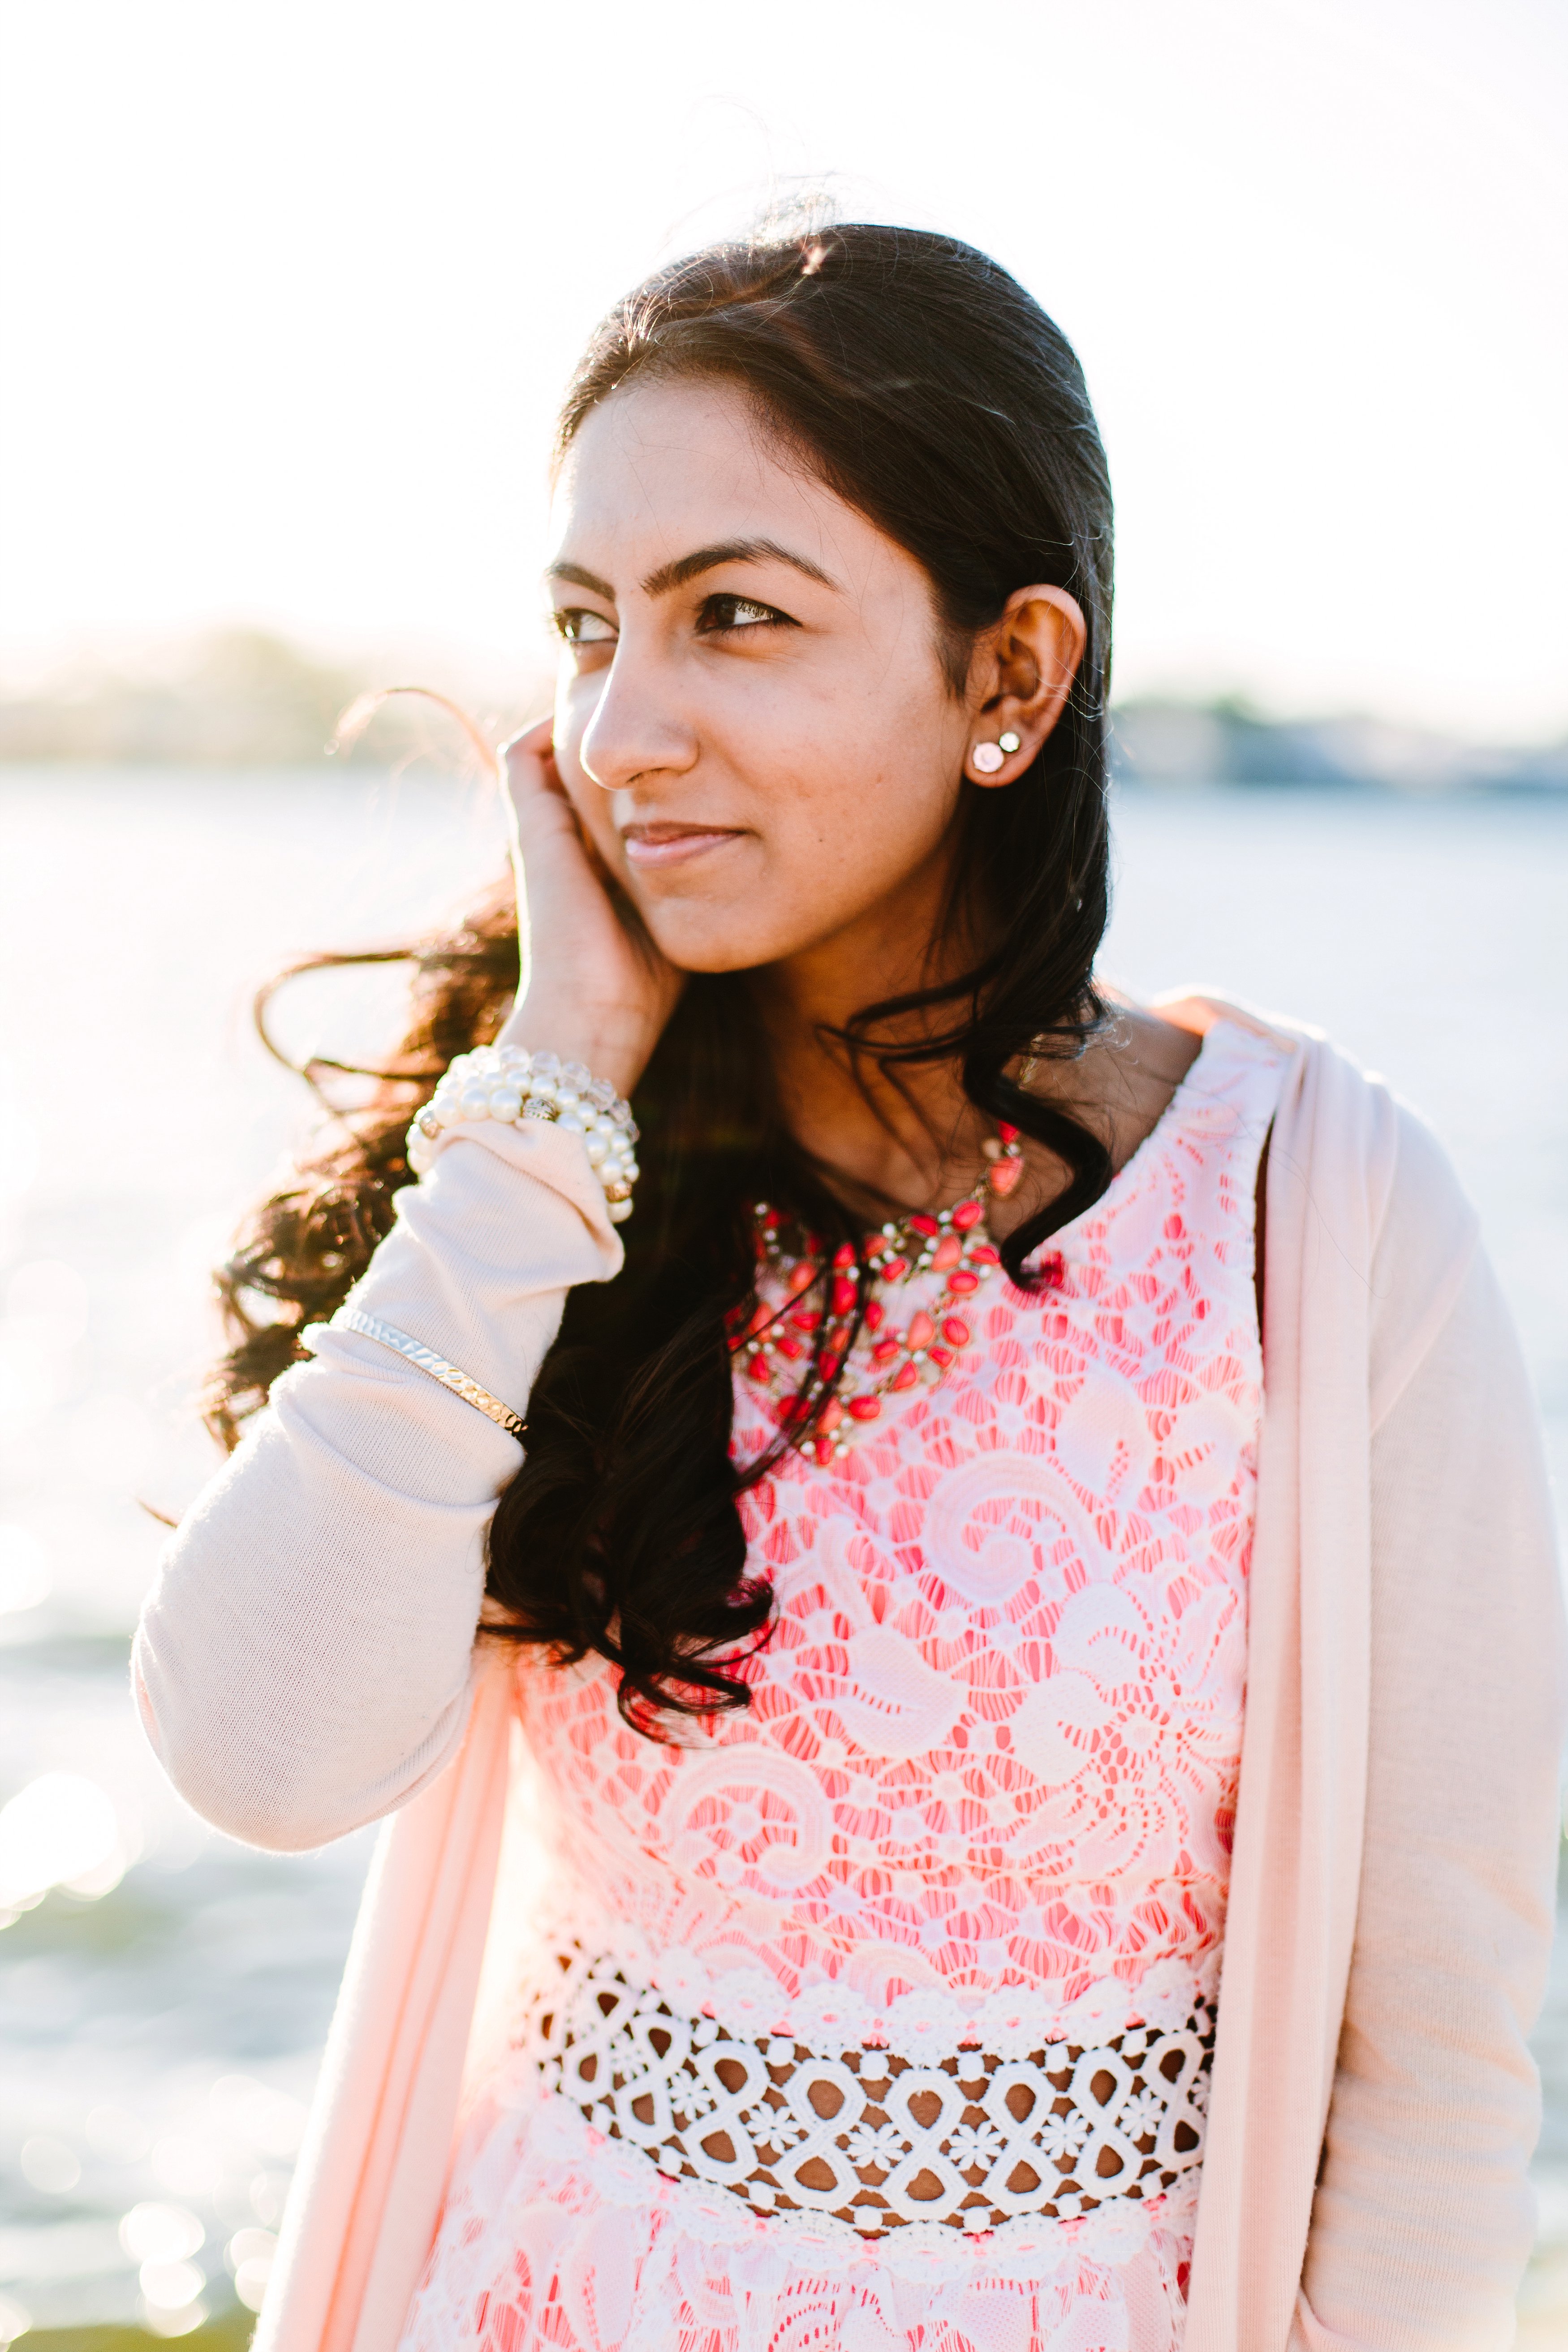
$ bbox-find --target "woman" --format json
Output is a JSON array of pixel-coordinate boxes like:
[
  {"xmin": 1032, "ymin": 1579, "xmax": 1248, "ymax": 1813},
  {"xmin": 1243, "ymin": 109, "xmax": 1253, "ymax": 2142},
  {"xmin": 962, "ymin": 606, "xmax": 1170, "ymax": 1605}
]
[{"xmin": 134, "ymin": 227, "xmax": 1563, "ymax": 2352}]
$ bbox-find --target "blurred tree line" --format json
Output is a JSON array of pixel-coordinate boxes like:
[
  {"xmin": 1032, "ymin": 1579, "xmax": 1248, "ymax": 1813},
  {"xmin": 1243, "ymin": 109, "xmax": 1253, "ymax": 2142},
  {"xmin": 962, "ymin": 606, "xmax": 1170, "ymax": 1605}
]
[
  {"xmin": 1112, "ymin": 697, "xmax": 1568, "ymax": 793},
  {"xmin": 0, "ymin": 633, "xmax": 365, "ymax": 765},
  {"xmin": 0, "ymin": 632, "xmax": 536, "ymax": 767}
]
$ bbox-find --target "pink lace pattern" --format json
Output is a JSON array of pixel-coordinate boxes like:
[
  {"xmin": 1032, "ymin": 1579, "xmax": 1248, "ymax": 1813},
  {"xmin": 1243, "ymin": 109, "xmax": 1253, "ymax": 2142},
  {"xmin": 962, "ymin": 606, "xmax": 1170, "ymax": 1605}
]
[{"xmin": 398, "ymin": 1019, "xmax": 1287, "ymax": 2352}]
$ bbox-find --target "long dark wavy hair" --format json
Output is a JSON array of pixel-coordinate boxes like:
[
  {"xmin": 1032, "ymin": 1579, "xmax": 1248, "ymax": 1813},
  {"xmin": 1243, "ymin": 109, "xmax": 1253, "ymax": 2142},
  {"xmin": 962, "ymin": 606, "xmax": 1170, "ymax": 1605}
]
[{"xmin": 208, "ymin": 224, "xmax": 1117, "ymax": 1736}]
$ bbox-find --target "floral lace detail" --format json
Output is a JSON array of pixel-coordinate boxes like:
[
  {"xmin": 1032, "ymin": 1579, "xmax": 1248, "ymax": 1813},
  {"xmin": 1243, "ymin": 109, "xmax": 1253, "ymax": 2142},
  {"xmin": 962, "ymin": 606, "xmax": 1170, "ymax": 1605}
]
[
  {"xmin": 535, "ymin": 1950, "xmax": 1213, "ymax": 2236},
  {"xmin": 398, "ymin": 1019, "xmax": 1287, "ymax": 2351}
]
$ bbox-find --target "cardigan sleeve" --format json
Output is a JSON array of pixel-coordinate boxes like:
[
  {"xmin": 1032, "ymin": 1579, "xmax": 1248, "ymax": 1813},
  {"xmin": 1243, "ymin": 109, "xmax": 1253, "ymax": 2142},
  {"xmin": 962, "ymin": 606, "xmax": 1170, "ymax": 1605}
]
[
  {"xmin": 1299, "ymin": 1114, "xmax": 1566, "ymax": 2348},
  {"xmin": 131, "ymin": 1120, "xmax": 622, "ymax": 1854}
]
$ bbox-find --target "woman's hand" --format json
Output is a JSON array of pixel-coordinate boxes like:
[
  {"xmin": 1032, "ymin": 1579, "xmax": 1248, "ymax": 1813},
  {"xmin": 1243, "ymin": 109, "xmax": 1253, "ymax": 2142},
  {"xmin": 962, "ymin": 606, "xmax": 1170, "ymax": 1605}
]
[{"xmin": 494, "ymin": 719, "xmax": 684, "ymax": 1098}]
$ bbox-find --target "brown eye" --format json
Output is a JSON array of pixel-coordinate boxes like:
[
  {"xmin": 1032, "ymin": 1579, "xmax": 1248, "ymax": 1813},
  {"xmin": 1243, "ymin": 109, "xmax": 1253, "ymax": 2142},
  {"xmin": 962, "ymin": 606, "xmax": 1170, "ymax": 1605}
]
[
  {"xmin": 553, "ymin": 607, "xmax": 616, "ymax": 644},
  {"xmin": 698, "ymin": 594, "xmax": 793, "ymax": 634}
]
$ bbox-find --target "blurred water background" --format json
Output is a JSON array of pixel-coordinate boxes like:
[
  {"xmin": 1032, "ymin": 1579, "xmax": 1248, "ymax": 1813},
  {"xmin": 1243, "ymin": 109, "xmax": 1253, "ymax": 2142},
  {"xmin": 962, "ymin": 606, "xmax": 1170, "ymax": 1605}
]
[{"xmin": 1, "ymin": 765, "xmax": 1565, "ymax": 2347}]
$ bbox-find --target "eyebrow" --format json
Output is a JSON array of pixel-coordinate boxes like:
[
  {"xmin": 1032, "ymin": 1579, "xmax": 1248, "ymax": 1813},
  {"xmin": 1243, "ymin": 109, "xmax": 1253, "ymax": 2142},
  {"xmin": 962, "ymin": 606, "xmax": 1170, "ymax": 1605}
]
[{"xmin": 546, "ymin": 537, "xmax": 839, "ymax": 606}]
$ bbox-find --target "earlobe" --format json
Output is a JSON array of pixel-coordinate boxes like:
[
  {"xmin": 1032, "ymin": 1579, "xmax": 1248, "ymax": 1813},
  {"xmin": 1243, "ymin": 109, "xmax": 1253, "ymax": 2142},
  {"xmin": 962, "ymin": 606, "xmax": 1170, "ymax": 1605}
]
[
  {"xmin": 969, "ymin": 731, "xmax": 1022, "ymax": 778},
  {"xmin": 965, "ymin": 586, "xmax": 1086, "ymax": 784}
]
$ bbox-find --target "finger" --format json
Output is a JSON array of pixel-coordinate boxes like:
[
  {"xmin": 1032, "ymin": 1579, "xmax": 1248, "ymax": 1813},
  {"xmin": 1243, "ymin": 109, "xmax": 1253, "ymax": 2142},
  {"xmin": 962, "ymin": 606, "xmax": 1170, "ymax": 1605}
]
[
  {"xmin": 501, "ymin": 715, "xmax": 555, "ymax": 772},
  {"xmin": 500, "ymin": 718, "xmax": 562, "ymax": 811},
  {"xmin": 500, "ymin": 721, "xmax": 580, "ymax": 850}
]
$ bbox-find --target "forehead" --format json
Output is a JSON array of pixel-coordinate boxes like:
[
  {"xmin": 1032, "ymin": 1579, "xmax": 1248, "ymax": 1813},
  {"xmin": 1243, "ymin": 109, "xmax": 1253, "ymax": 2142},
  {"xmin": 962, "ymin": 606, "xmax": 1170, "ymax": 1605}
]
[{"xmin": 547, "ymin": 375, "xmax": 873, "ymax": 580}]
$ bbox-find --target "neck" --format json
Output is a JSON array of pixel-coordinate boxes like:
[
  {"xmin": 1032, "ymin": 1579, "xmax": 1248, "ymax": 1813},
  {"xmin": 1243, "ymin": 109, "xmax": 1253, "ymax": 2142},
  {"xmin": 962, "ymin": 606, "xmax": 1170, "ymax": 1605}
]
[
  {"xmin": 748, "ymin": 866, "xmax": 994, "ymax": 1222},
  {"xmin": 744, "ymin": 890, "xmax": 1206, "ymax": 1236}
]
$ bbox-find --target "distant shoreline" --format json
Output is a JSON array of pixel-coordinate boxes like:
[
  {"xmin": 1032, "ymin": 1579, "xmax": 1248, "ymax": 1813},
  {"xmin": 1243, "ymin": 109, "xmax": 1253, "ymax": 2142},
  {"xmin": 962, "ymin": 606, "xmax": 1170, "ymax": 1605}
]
[{"xmin": 1, "ymin": 631, "xmax": 1563, "ymax": 792}]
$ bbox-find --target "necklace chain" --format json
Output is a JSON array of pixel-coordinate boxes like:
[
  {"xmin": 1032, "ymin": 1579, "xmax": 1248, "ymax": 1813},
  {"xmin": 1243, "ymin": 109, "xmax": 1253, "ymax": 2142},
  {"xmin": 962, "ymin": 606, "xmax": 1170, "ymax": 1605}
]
[{"xmin": 732, "ymin": 1125, "xmax": 1028, "ymax": 1464}]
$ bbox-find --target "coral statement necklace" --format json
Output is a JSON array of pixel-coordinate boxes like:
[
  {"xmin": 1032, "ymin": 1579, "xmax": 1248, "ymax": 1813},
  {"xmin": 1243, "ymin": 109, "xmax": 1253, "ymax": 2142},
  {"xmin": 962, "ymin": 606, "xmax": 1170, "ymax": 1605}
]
[{"xmin": 734, "ymin": 1124, "xmax": 1027, "ymax": 1465}]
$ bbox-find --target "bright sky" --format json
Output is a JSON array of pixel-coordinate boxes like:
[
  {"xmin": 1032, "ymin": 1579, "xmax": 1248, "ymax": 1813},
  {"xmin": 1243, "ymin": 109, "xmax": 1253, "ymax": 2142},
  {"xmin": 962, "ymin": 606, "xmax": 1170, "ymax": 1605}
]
[{"xmin": 1, "ymin": 0, "xmax": 1564, "ymax": 741}]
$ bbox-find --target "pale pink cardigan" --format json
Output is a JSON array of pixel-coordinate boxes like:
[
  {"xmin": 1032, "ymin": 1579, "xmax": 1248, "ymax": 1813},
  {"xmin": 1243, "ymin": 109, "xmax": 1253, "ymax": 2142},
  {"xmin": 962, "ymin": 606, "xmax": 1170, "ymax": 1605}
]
[{"xmin": 142, "ymin": 1001, "xmax": 1565, "ymax": 2352}]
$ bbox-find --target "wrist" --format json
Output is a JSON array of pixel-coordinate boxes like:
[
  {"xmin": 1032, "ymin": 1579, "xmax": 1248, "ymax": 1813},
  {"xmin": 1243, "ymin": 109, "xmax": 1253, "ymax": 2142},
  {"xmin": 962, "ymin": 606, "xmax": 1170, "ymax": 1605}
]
[
  {"xmin": 496, "ymin": 999, "xmax": 659, "ymax": 1099},
  {"xmin": 408, "ymin": 1042, "xmax": 641, "ymax": 1221}
]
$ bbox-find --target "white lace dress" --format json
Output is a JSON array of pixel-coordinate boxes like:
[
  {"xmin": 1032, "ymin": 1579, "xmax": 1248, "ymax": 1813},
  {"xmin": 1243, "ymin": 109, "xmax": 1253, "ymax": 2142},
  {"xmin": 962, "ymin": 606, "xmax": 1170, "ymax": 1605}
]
[{"xmin": 396, "ymin": 1018, "xmax": 1288, "ymax": 2352}]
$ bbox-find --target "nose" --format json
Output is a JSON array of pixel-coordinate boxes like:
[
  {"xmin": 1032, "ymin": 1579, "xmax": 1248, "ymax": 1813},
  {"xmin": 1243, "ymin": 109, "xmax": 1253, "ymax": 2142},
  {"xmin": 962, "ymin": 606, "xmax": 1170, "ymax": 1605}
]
[{"xmin": 577, "ymin": 637, "xmax": 699, "ymax": 793}]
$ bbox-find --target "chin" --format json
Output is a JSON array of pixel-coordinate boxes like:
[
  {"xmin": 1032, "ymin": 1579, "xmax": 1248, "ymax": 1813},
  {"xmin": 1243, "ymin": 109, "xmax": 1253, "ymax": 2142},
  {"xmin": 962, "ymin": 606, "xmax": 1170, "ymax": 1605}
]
[
  {"xmin": 628, "ymin": 889, "xmax": 771, "ymax": 975},
  {"xmin": 638, "ymin": 911, "xmax": 787, "ymax": 976},
  {"xmin": 659, "ymin": 939, "xmax": 780, "ymax": 978}
]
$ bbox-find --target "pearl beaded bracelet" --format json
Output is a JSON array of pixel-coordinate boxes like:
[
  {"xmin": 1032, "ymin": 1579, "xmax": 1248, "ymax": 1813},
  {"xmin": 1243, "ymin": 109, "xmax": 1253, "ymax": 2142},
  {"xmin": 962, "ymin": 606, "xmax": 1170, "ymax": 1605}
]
[{"xmin": 405, "ymin": 1047, "xmax": 641, "ymax": 1222}]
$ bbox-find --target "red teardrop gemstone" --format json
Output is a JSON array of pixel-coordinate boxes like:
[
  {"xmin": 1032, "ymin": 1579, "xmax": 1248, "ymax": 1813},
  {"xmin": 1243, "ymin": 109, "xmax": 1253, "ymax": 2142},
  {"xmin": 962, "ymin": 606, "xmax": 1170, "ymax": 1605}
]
[
  {"xmin": 908, "ymin": 1213, "xmax": 940, "ymax": 1237},
  {"xmin": 942, "ymin": 1316, "xmax": 971, "ymax": 1347},
  {"xmin": 890, "ymin": 1361, "xmax": 919, "ymax": 1391},
  {"xmin": 819, "ymin": 1399, "xmax": 844, "ymax": 1431},
  {"xmin": 879, "ymin": 1256, "xmax": 909, "ymax": 1282},
  {"xmin": 833, "ymin": 1242, "xmax": 857, "ymax": 1270},
  {"xmin": 813, "ymin": 1437, "xmax": 835, "ymax": 1466},
  {"xmin": 864, "ymin": 1300, "xmax": 884, "ymax": 1332},
  {"xmin": 928, "ymin": 1343, "xmax": 953, "ymax": 1368},
  {"xmin": 951, "ymin": 1198, "xmax": 983, "ymax": 1231},
  {"xmin": 871, "ymin": 1337, "xmax": 900, "ymax": 1364},
  {"xmin": 847, "ymin": 1395, "xmax": 883, "ymax": 1421},
  {"xmin": 830, "ymin": 1278, "xmax": 857, "ymax": 1315},
  {"xmin": 969, "ymin": 1242, "xmax": 1001, "ymax": 1266}
]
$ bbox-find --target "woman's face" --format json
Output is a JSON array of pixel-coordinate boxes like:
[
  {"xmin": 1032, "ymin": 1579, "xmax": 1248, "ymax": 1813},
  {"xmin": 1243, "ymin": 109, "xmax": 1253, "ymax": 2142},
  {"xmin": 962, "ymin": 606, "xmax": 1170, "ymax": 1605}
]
[{"xmin": 545, "ymin": 376, "xmax": 1069, "ymax": 983}]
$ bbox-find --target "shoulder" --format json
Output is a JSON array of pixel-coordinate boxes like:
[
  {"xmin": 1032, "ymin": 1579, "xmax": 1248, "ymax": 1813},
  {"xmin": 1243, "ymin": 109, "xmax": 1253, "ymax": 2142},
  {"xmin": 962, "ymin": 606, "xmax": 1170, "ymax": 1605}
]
[
  {"xmin": 1366, "ymin": 1097, "xmax": 1482, "ymax": 1428},
  {"xmin": 1149, "ymin": 986, "xmax": 1466, "ymax": 1227},
  {"xmin": 1148, "ymin": 987, "xmax": 1483, "ymax": 1402}
]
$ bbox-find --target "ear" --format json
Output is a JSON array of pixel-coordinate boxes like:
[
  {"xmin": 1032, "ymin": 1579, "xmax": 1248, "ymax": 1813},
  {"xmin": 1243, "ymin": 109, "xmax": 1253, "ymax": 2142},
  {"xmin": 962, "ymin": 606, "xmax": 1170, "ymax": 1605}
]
[{"xmin": 961, "ymin": 586, "xmax": 1088, "ymax": 788}]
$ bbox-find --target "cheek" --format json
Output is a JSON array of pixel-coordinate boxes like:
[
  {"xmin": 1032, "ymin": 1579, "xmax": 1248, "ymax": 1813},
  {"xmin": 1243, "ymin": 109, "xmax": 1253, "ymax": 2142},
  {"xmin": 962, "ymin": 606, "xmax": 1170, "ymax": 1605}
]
[
  {"xmin": 722, "ymin": 755, "xmax": 965, "ymax": 963},
  {"xmin": 552, "ymin": 664, "xmax": 594, "ymax": 762},
  {"xmin": 550, "ymin": 682, "xmax": 616, "ymax": 852},
  {"xmin": 558, "ymin": 766, "xmax": 621, "ymax": 868},
  {"xmin": 780, "ymin": 741, "xmax": 960, "ymax": 869}
]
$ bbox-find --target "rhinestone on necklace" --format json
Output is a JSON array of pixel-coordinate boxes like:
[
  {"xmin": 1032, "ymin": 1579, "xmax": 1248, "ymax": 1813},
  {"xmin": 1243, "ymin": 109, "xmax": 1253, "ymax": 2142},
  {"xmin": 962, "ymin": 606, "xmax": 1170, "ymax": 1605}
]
[{"xmin": 734, "ymin": 1125, "xmax": 1024, "ymax": 1465}]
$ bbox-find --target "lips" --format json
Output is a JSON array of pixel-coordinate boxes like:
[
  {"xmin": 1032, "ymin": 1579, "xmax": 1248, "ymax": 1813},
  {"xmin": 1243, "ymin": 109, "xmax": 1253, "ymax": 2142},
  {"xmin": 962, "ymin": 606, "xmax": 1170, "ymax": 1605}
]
[{"xmin": 621, "ymin": 822, "xmax": 747, "ymax": 870}]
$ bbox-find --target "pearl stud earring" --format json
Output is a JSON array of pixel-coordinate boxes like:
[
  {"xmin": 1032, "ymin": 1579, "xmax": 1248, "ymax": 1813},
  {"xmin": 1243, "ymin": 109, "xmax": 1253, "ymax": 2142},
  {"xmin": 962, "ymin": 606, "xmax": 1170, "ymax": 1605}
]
[{"xmin": 971, "ymin": 731, "xmax": 1022, "ymax": 775}]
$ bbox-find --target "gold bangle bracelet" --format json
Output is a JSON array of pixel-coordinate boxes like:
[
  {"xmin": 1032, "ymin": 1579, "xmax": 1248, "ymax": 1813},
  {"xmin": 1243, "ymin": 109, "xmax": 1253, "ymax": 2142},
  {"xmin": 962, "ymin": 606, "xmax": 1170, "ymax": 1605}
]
[{"xmin": 302, "ymin": 1310, "xmax": 526, "ymax": 1440}]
